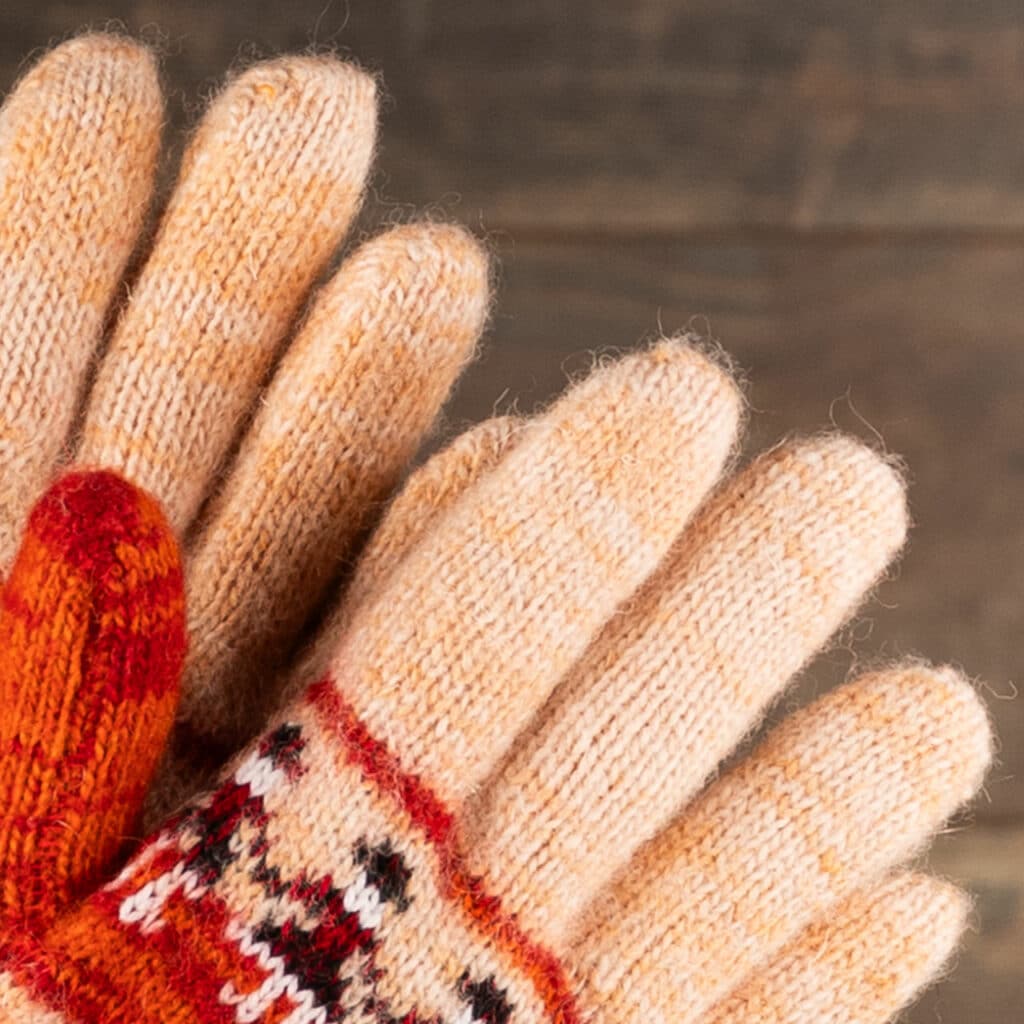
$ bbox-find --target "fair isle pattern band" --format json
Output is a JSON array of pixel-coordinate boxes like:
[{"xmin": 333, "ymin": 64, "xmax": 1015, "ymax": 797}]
[
  {"xmin": 1, "ymin": 679, "xmax": 581, "ymax": 1024},
  {"xmin": 307, "ymin": 680, "xmax": 582, "ymax": 1024}
]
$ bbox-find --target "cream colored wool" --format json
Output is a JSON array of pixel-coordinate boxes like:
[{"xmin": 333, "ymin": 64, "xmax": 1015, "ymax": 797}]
[
  {"xmin": 0, "ymin": 36, "xmax": 161, "ymax": 566},
  {"xmin": 339, "ymin": 416, "xmax": 523, "ymax": 629},
  {"xmin": 704, "ymin": 872, "xmax": 968, "ymax": 1024},
  {"xmin": 148, "ymin": 416, "xmax": 520, "ymax": 821},
  {"xmin": 571, "ymin": 663, "xmax": 990, "ymax": 1024},
  {"xmin": 0, "ymin": 33, "xmax": 992, "ymax": 1024},
  {"xmin": 0, "ymin": 342, "xmax": 992, "ymax": 1024},
  {"xmin": 464, "ymin": 435, "xmax": 907, "ymax": 941},
  {"xmin": 0, "ymin": 35, "xmax": 490, "ymax": 795},
  {"xmin": 75, "ymin": 53, "xmax": 378, "ymax": 529},
  {"xmin": 290, "ymin": 415, "xmax": 523, "ymax": 695},
  {"xmin": 337, "ymin": 341, "xmax": 743, "ymax": 801},
  {"xmin": 181, "ymin": 224, "xmax": 490, "ymax": 749}
]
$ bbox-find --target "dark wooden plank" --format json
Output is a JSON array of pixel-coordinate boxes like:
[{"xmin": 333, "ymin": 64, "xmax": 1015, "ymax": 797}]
[
  {"xmin": 6, "ymin": 1, "xmax": 1024, "ymax": 230},
  {"xmin": 436, "ymin": 236, "xmax": 1024, "ymax": 823}
]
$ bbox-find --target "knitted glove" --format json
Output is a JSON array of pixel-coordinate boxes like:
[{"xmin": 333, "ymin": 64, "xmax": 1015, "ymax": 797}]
[
  {"xmin": 0, "ymin": 343, "xmax": 991, "ymax": 1024},
  {"xmin": 0, "ymin": 470, "xmax": 184, "ymax": 934},
  {"xmin": 0, "ymin": 34, "xmax": 490, "ymax": 813},
  {"xmin": 0, "ymin": 429, "xmax": 512, "ymax": 935}
]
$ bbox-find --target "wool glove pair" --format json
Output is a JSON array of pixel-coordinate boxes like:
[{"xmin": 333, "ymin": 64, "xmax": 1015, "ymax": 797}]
[
  {"xmin": 0, "ymin": 33, "xmax": 993, "ymax": 1024},
  {"xmin": 0, "ymin": 33, "xmax": 490, "ymax": 819},
  {"xmin": 0, "ymin": 343, "xmax": 991, "ymax": 1024}
]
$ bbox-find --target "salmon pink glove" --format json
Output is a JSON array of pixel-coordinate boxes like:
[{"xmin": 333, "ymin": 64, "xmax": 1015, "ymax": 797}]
[{"xmin": 0, "ymin": 344, "xmax": 991, "ymax": 1024}]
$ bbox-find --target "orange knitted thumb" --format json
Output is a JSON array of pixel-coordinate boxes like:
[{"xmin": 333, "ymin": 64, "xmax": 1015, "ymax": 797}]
[{"xmin": 0, "ymin": 470, "xmax": 186, "ymax": 933}]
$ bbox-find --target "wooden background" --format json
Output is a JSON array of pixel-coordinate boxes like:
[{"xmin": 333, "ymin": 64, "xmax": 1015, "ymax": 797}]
[{"xmin": 1, "ymin": 2, "xmax": 1021, "ymax": 1020}]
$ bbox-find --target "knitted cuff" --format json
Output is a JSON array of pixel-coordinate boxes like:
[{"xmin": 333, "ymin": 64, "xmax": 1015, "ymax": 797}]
[{"xmin": 0, "ymin": 686, "xmax": 578, "ymax": 1024}]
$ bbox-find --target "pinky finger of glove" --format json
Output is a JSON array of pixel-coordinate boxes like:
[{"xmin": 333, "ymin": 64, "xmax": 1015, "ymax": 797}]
[
  {"xmin": 702, "ymin": 872, "xmax": 969, "ymax": 1024},
  {"xmin": 571, "ymin": 664, "xmax": 991, "ymax": 1024},
  {"xmin": 0, "ymin": 471, "xmax": 185, "ymax": 932}
]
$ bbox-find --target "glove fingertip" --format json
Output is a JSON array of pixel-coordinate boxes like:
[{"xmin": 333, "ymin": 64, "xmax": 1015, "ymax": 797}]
[{"xmin": 0, "ymin": 470, "xmax": 186, "ymax": 931}]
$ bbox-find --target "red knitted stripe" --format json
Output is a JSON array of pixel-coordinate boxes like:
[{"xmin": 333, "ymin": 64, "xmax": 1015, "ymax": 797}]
[
  {"xmin": 308, "ymin": 678, "xmax": 584, "ymax": 1024},
  {"xmin": 96, "ymin": 883, "xmax": 263, "ymax": 1023},
  {"xmin": 1, "ymin": 928, "xmax": 134, "ymax": 1024}
]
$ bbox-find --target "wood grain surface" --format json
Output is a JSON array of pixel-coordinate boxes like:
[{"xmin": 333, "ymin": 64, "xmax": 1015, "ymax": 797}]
[{"xmin": 0, "ymin": 2, "xmax": 1020, "ymax": 1021}]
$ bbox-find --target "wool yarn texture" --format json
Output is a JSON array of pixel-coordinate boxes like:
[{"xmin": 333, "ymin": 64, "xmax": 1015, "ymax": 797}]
[
  {"xmin": 0, "ymin": 33, "xmax": 491, "ymax": 815},
  {"xmin": 0, "ymin": 470, "xmax": 185, "ymax": 935},
  {"xmin": 0, "ymin": 342, "xmax": 993, "ymax": 1024}
]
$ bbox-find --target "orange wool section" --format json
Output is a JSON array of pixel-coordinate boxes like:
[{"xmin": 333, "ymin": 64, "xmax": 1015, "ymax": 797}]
[
  {"xmin": 4, "ymin": 841, "xmax": 287, "ymax": 1024},
  {"xmin": 28, "ymin": 901, "xmax": 196, "ymax": 1024},
  {"xmin": 163, "ymin": 895, "xmax": 266, "ymax": 997},
  {"xmin": 0, "ymin": 471, "xmax": 186, "ymax": 933}
]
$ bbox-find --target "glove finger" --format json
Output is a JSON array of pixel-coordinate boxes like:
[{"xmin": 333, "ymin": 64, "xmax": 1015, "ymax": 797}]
[
  {"xmin": 329, "ymin": 340, "xmax": 742, "ymax": 802},
  {"xmin": 0, "ymin": 471, "xmax": 185, "ymax": 932},
  {"xmin": 76, "ymin": 55, "xmax": 377, "ymax": 531},
  {"xmin": 179, "ymin": 223, "xmax": 489, "ymax": 754},
  {"xmin": 334, "ymin": 415, "xmax": 522, "ymax": 639},
  {"xmin": 0, "ymin": 35, "xmax": 162, "ymax": 568},
  {"xmin": 465, "ymin": 435, "xmax": 907, "ymax": 945},
  {"xmin": 702, "ymin": 872, "xmax": 968, "ymax": 1024},
  {"xmin": 271, "ymin": 414, "xmax": 523, "ymax": 736},
  {"xmin": 569, "ymin": 663, "xmax": 992, "ymax": 1024},
  {"xmin": 143, "ymin": 414, "xmax": 520, "ymax": 826}
]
